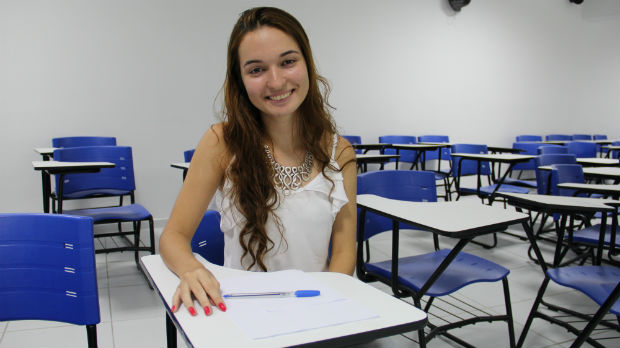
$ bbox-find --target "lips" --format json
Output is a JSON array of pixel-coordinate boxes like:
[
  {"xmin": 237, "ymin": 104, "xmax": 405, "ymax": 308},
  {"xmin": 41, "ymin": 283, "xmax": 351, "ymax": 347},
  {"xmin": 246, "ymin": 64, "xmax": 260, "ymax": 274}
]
[{"xmin": 267, "ymin": 90, "xmax": 293, "ymax": 101}]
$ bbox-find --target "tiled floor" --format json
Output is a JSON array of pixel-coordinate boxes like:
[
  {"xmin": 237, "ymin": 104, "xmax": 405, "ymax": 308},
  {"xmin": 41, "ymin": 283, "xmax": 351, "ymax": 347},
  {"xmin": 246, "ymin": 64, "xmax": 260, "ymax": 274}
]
[{"xmin": 1, "ymin": 201, "xmax": 618, "ymax": 347}]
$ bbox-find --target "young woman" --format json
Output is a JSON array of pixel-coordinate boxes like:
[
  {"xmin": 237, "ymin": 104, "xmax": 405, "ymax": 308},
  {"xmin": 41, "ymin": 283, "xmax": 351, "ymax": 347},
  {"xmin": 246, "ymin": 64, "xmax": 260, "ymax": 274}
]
[{"xmin": 159, "ymin": 6, "xmax": 357, "ymax": 317}]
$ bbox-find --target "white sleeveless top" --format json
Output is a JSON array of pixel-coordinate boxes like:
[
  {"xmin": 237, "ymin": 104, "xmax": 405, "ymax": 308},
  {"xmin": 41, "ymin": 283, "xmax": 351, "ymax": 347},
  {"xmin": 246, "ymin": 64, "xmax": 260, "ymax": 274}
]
[{"xmin": 214, "ymin": 135, "xmax": 348, "ymax": 272}]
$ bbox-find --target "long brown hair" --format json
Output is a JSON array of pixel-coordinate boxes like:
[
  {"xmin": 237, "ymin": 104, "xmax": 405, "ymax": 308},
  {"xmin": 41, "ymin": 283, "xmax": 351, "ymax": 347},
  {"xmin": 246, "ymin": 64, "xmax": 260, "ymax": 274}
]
[{"xmin": 221, "ymin": 7, "xmax": 337, "ymax": 271}]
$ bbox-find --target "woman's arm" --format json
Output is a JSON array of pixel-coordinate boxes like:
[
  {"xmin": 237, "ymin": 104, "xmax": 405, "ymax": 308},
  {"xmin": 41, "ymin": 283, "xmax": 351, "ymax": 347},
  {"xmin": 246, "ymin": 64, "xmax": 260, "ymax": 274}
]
[
  {"xmin": 159, "ymin": 123, "xmax": 230, "ymax": 316},
  {"xmin": 328, "ymin": 136, "xmax": 357, "ymax": 275}
]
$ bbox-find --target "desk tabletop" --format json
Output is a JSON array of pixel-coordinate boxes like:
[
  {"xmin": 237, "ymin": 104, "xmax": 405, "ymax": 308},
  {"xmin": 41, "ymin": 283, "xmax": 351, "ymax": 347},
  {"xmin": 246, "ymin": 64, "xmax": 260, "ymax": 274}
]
[
  {"xmin": 356, "ymin": 154, "xmax": 399, "ymax": 160},
  {"xmin": 450, "ymin": 153, "xmax": 535, "ymax": 162},
  {"xmin": 389, "ymin": 143, "xmax": 449, "ymax": 149},
  {"xmin": 556, "ymin": 182, "xmax": 620, "ymax": 196},
  {"xmin": 357, "ymin": 194, "xmax": 528, "ymax": 237},
  {"xmin": 351, "ymin": 143, "xmax": 390, "ymax": 150},
  {"xmin": 170, "ymin": 162, "xmax": 190, "ymax": 170},
  {"xmin": 140, "ymin": 255, "xmax": 426, "ymax": 348},
  {"xmin": 34, "ymin": 147, "xmax": 57, "ymax": 155},
  {"xmin": 583, "ymin": 166, "xmax": 620, "ymax": 179},
  {"xmin": 576, "ymin": 157, "xmax": 618, "ymax": 167},
  {"xmin": 32, "ymin": 160, "xmax": 115, "ymax": 170},
  {"xmin": 497, "ymin": 192, "xmax": 618, "ymax": 212}
]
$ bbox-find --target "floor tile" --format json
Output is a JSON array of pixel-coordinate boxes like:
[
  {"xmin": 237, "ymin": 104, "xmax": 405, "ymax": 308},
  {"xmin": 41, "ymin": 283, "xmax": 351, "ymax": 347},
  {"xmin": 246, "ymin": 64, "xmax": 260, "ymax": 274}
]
[{"xmin": 0, "ymin": 322, "xmax": 113, "ymax": 348}]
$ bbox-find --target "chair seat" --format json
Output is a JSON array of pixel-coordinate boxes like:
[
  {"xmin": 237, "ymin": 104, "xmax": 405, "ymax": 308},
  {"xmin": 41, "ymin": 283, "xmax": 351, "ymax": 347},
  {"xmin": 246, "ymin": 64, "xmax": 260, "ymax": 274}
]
[
  {"xmin": 568, "ymin": 223, "xmax": 620, "ymax": 247},
  {"xmin": 53, "ymin": 189, "xmax": 132, "ymax": 200},
  {"xmin": 65, "ymin": 204, "xmax": 151, "ymax": 223},
  {"xmin": 502, "ymin": 177, "xmax": 537, "ymax": 188},
  {"xmin": 459, "ymin": 184, "xmax": 530, "ymax": 196},
  {"xmin": 546, "ymin": 265, "xmax": 620, "ymax": 315},
  {"xmin": 365, "ymin": 249, "xmax": 509, "ymax": 297}
]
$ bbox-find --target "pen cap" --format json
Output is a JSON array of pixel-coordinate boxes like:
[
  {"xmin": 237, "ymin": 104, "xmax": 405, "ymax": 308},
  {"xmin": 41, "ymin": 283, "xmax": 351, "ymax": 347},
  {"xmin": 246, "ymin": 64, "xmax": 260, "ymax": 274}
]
[{"xmin": 294, "ymin": 290, "xmax": 320, "ymax": 297}]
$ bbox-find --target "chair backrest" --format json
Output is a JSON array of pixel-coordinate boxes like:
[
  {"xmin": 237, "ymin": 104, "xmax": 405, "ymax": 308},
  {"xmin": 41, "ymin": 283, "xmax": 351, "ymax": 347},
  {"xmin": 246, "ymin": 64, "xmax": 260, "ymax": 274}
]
[
  {"xmin": 535, "ymin": 154, "xmax": 577, "ymax": 194},
  {"xmin": 357, "ymin": 170, "xmax": 437, "ymax": 240},
  {"xmin": 0, "ymin": 213, "xmax": 100, "ymax": 325},
  {"xmin": 565, "ymin": 141, "xmax": 597, "ymax": 158},
  {"xmin": 516, "ymin": 135, "xmax": 542, "ymax": 142},
  {"xmin": 342, "ymin": 135, "xmax": 362, "ymax": 154},
  {"xmin": 450, "ymin": 144, "xmax": 490, "ymax": 177},
  {"xmin": 418, "ymin": 135, "xmax": 451, "ymax": 161},
  {"xmin": 572, "ymin": 134, "xmax": 592, "ymax": 141},
  {"xmin": 191, "ymin": 210, "xmax": 224, "ymax": 266},
  {"xmin": 379, "ymin": 135, "xmax": 417, "ymax": 162},
  {"xmin": 593, "ymin": 134, "xmax": 607, "ymax": 140},
  {"xmin": 53, "ymin": 146, "xmax": 136, "ymax": 195},
  {"xmin": 550, "ymin": 164, "xmax": 585, "ymax": 196},
  {"xmin": 546, "ymin": 134, "xmax": 573, "ymax": 141},
  {"xmin": 512, "ymin": 142, "xmax": 544, "ymax": 170},
  {"xmin": 52, "ymin": 136, "xmax": 117, "ymax": 148},
  {"xmin": 184, "ymin": 149, "xmax": 195, "ymax": 162},
  {"xmin": 538, "ymin": 145, "xmax": 568, "ymax": 155}
]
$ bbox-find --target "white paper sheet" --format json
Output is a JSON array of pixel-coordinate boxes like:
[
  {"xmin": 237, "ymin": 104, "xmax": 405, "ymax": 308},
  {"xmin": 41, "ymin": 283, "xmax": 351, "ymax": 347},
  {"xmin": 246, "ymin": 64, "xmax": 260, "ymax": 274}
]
[{"xmin": 219, "ymin": 269, "xmax": 379, "ymax": 339}]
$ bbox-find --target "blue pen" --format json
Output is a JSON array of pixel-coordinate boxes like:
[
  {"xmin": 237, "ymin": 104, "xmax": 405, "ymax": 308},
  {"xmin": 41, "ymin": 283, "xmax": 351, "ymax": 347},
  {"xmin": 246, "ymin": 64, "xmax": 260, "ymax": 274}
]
[{"xmin": 222, "ymin": 290, "xmax": 320, "ymax": 299}]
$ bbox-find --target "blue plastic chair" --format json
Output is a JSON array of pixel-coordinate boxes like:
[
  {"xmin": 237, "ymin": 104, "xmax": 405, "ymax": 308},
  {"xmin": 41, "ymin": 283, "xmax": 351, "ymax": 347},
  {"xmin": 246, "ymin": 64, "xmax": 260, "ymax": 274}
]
[
  {"xmin": 0, "ymin": 214, "xmax": 100, "ymax": 348},
  {"xmin": 572, "ymin": 134, "xmax": 593, "ymax": 141},
  {"xmin": 184, "ymin": 149, "xmax": 195, "ymax": 162},
  {"xmin": 378, "ymin": 135, "xmax": 417, "ymax": 168},
  {"xmin": 342, "ymin": 135, "xmax": 362, "ymax": 155},
  {"xmin": 516, "ymin": 135, "xmax": 542, "ymax": 142},
  {"xmin": 593, "ymin": 134, "xmax": 608, "ymax": 140},
  {"xmin": 357, "ymin": 170, "xmax": 437, "ymax": 233},
  {"xmin": 50, "ymin": 137, "xmax": 122, "ymax": 209},
  {"xmin": 503, "ymin": 142, "xmax": 542, "ymax": 188},
  {"xmin": 538, "ymin": 145, "xmax": 568, "ymax": 155},
  {"xmin": 450, "ymin": 144, "xmax": 530, "ymax": 202},
  {"xmin": 535, "ymin": 154, "xmax": 578, "ymax": 195},
  {"xmin": 418, "ymin": 135, "xmax": 452, "ymax": 201},
  {"xmin": 191, "ymin": 210, "xmax": 224, "ymax": 266},
  {"xmin": 517, "ymin": 264, "xmax": 620, "ymax": 347},
  {"xmin": 52, "ymin": 146, "xmax": 155, "ymax": 269},
  {"xmin": 356, "ymin": 171, "xmax": 515, "ymax": 347},
  {"xmin": 52, "ymin": 136, "xmax": 117, "ymax": 148},
  {"xmin": 546, "ymin": 134, "xmax": 573, "ymax": 141},
  {"xmin": 565, "ymin": 141, "xmax": 598, "ymax": 158}
]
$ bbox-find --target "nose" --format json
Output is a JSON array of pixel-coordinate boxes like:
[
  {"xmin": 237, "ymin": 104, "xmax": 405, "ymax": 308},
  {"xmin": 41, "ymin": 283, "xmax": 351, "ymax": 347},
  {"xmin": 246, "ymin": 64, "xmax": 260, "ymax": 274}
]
[{"xmin": 266, "ymin": 67, "xmax": 285, "ymax": 90}]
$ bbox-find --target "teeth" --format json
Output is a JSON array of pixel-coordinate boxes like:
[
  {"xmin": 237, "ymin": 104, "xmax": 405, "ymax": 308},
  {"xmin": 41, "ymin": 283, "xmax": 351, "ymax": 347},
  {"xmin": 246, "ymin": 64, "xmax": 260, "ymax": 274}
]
[{"xmin": 270, "ymin": 91, "xmax": 291, "ymax": 101}]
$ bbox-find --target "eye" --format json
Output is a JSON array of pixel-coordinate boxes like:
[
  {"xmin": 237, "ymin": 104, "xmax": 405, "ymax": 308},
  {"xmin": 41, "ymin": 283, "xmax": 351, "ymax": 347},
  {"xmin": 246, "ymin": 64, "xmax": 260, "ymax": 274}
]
[
  {"xmin": 282, "ymin": 59, "xmax": 296, "ymax": 67},
  {"xmin": 248, "ymin": 66, "xmax": 263, "ymax": 75}
]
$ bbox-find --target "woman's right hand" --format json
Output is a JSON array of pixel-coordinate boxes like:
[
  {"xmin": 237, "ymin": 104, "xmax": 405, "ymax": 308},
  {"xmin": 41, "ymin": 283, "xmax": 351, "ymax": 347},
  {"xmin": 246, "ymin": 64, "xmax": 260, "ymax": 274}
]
[{"xmin": 170, "ymin": 265, "xmax": 227, "ymax": 316}]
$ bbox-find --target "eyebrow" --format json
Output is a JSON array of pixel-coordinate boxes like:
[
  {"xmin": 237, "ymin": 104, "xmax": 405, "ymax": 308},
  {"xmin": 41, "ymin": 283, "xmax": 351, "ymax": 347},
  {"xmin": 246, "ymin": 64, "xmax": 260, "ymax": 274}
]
[{"xmin": 242, "ymin": 50, "xmax": 301, "ymax": 67}]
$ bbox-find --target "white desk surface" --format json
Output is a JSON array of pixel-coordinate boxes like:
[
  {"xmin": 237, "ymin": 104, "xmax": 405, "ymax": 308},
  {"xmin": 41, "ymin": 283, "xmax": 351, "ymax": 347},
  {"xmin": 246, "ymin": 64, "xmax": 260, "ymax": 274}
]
[
  {"xmin": 34, "ymin": 147, "xmax": 57, "ymax": 155},
  {"xmin": 450, "ymin": 153, "xmax": 535, "ymax": 162},
  {"xmin": 356, "ymin": 154, "xmax": 399, "ymax": 160},
  {"xmin": 576, "ymin": 157, "xmax": 619, "ymax": 166},
  {"xmin": 357, "ymin": 194, "xmax": 528, "ymax": 237},
  {"xmin": 497, "ymin": 192, "xmax": 618, "ymax": 211},
  {"xmin": 583, "ymin": 167, "xmax": 620, "ymax": 178},
  {"xmin": 170, "ymin": 162, "xmax": 190, "ymax": 170},
  {"xmin": 32, "ymin": 160, "xmax": 115, "ymax": 169},
  {"xmin": 390, "ymin": 143, "xmax": 449, "ymax": 149},
  {"xmin": 140, "ymin": 255, "xmax": 427, "ymax": 348},
  {"xmin": 556, "ymin": 183, "xmax": 620, "ymax": 195}
]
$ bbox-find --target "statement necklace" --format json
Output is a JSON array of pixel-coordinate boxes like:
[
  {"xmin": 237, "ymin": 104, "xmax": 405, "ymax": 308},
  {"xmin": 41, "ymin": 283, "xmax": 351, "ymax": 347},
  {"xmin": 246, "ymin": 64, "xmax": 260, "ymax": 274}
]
[{"xmin": 264, "ymin": 145, "xmax": 313, "ymax": 195}]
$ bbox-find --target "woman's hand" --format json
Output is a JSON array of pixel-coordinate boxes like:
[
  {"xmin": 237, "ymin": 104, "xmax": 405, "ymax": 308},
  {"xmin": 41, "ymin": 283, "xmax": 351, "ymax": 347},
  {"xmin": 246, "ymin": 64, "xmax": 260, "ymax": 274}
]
[{"xmin": 170, "ymin": 265, "xmax": 227, "ymax": 316}]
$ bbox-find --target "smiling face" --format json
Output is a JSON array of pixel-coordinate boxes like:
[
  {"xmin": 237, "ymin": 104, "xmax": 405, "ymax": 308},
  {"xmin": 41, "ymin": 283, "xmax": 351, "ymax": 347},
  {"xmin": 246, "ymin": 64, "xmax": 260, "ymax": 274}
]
[{"xmin": 238, "ymin": 26, "xmax": 309, "ymax": 121}]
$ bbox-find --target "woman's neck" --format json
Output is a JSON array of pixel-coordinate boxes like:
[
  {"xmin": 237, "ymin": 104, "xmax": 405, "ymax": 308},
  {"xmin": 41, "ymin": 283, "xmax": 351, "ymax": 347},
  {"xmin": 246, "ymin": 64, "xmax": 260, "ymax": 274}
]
[{"xmin": 262, "ymin": 114, "xmax": 305, "ymax": 165}]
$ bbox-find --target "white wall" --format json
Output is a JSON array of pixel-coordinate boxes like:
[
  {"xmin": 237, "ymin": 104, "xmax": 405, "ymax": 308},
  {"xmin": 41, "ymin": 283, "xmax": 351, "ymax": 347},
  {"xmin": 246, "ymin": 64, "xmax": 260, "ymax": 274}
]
[{"xmin": 1, "ymin": 0, "xmax": 619, "ymax": 222}]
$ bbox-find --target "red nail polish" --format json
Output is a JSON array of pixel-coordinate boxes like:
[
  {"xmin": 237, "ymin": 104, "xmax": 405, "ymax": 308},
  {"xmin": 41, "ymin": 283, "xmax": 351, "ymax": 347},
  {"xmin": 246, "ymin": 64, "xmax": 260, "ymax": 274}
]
[
  {"xmin": 204, "ymin": 306, "xmax": 211, "ymax": 316},
  {"xmin": 171, "ymin": 305, "xmax": 176, "ymax": 312},
  {"xmin": 218, "ymin": 302, "xmax": 227, "ymax": 312},
  {"xmin": 188, "ymin": 307, "xmax": 197, "ymax": 316}
]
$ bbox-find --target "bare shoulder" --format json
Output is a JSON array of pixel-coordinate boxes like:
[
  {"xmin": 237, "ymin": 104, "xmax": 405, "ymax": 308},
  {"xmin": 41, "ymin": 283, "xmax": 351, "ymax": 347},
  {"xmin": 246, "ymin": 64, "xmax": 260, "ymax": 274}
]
[
  {"xmin": 194, "ymin": 122, "xmax": 231, "ymax": 169},
  {"xmin": 335, "ymin": 135, "xmax": 356, "ymax": 167}
]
